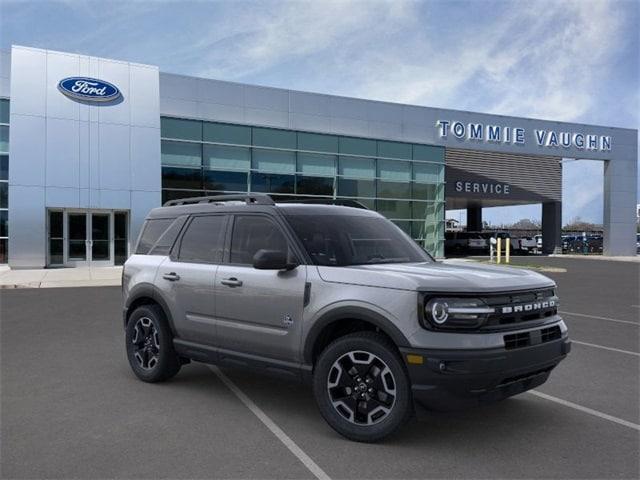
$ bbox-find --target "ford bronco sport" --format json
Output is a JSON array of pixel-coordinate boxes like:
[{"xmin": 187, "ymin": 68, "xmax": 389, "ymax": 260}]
[{"xmin": 122, "ymin": 194, "xmax": 570, "ymax": 442}]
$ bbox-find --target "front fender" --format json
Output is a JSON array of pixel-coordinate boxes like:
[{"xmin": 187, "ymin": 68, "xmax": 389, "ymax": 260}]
[{"xmin": 302, "ymin": 303, "xmax": 411, "ymax": 364}]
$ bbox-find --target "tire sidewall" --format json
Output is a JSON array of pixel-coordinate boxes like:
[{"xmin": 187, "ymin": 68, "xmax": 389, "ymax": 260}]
[
  {"xmin": 313, "ymin": 333, "xmax": 412, "ymax": 442},
  {"xmin": 125, "ymin": 305, "xmax": 179, "ymax": 382}
]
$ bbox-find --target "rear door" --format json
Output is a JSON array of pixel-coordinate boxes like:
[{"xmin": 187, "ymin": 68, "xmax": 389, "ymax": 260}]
[
  {"xmin": 214, "ymin": 214, "xmax": 307, "ymax": 362},
  {"xmin": 156, "ymin": 214, "xmax": 228, "ymax": 346}
]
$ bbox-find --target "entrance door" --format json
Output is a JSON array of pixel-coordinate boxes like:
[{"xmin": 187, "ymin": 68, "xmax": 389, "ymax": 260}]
[
  {"xmin": 66, "ymin": 212, "xmax": 88, "ymax": 266},
  {"xmin": 90, "ymin": 213, "xmax": 111, "ymax": 267},
  {"xmin": 47, "ymin": 209, "xmax": 129, "ymax": 267}
]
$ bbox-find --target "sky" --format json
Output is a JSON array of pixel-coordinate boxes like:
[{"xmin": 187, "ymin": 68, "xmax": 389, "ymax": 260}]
[{"xmin": 1, "ymin": 0, "xmax": 638, "ymax": 226}]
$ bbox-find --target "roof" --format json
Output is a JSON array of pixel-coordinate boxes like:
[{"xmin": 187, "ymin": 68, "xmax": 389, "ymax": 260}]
[{"xmin": 147, "ymin": 194, "xmax": 378, "ymax": 219}]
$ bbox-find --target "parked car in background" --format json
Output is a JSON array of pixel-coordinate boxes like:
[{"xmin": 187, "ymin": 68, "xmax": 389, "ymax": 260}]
[
  {"xmin": 518, "ymin": 236, "xmax": 537, "ymax": 254},
  {"xmin": 533, "ymin": 234, "xmax": 543, "ymax": 254},
  {"xmin": 563, "ymin": 235, "xmax": 603, "ymax": 254},
  {"xmin": 444, "ymin": 231, "xmax": 488, "ymax": 255}
]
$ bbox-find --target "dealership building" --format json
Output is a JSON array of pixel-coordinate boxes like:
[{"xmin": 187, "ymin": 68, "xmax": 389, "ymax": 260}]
[{"xmin": 0, "ymin": 45, "xmax": 637, "ymax": 268}]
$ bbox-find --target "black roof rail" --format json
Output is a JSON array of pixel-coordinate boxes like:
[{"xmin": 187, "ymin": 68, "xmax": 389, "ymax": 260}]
[
  {"xmin": 274, "ymin": 198, "xmax": 370, "ymax": 210},
  {"xmin": 163, "ymin": 193, "xmax": 275, "ymax": 207}
]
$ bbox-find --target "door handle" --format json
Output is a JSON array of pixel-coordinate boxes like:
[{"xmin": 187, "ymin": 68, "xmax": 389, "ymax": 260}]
[
  {"xmin": 221, "ymin": 277, "xmax": 243, "ymax": 287},
  {"xmin": 163, "ymin": 272, "xmax": 181, "ymax": 281}
]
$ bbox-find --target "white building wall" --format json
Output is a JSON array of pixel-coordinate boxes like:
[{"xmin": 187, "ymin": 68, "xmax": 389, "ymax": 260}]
[{"xmin": 8, "ymin": 46, "xmax": 160, "ymax": 267}]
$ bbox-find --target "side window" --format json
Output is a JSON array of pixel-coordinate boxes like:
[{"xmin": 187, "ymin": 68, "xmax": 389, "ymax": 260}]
[
  {"xmin": 149, "ymin": 216, "xmax": 187, "ymax": 255},
  {"xmin": 136, "ymin": 218, "xmax": 174, "ymax": 254},
  {"xmin": 178, "ymin": 215, "xmax": 226, "ymax": 264},
  {"xmin": 230, "ymin": 216, "xmax": 288, "ymax": 265}
]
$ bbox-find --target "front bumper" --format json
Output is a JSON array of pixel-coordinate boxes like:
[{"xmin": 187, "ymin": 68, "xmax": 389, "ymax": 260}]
[{"xmin": 400, "ymin": 335, "xmax": 571, "ymax": 411}]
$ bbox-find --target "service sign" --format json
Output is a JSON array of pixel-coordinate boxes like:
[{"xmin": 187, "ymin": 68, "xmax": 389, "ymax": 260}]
[{"xmin": 58, "ymin": 77, "xmax": 121, "ymax": 102}]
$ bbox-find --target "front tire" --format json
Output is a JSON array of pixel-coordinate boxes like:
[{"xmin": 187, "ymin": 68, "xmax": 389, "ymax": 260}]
[
  {"xmin": 125, "ymin": 304, "xmax": 181, "ymax": 383},
  {"xmin": 313, "ymin": 332, "xmax": 413, "ymax": 442}
]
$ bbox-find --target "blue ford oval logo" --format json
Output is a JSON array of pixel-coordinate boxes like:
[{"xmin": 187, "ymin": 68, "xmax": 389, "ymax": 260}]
[{"xmin": 58, "ymin": 77, "xmax": 121, "ymax": 102}]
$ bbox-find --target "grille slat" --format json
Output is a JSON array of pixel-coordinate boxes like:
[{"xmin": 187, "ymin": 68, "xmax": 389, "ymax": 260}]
[{"xmin": 504, "ymin": 325, "xmax": 562, "ymax": 350}]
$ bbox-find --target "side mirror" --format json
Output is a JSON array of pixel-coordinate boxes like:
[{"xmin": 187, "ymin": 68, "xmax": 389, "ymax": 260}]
[{"xmin": 252, "ymin": 249, "xmax": 297, "ymax": 270}]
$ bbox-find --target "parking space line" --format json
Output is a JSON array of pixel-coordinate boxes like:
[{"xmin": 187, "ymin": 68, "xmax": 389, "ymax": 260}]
[
  {"xmin": 529, "ymin": 390, "xmax": 640, "ymax": 431},
  {"xmin": 559, "ymin": 310, "xmax": 639, "ymax": 326},
  {"xmin": 209, "ymin": 366, "xmax": 331, "ymax": 480},
  {"xmin": 572, "ymin": 340, "xmax": 639, "ymax": 356}
]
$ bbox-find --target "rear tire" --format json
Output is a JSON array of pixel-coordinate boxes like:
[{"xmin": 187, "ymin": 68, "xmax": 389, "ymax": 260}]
[
  {"xmin": 313, "ymin": 332, "xmax": 413, "ymax": 442},
  {"xmin": 125, "ymin": 304, "xmax": 181, "ymax": 383}
]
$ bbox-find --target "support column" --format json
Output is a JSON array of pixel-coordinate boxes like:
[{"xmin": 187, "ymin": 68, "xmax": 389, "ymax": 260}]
[
  {"xmin": 466, "ymin": 206, "xmax": 482, "ymax": 232},
  {"xmin": 603, "ymin": 157, "xmax": 637, "ymax": 256},
  {"xmin": 542, "ymin": 201, "xmax": 562, "ymax": 254}
]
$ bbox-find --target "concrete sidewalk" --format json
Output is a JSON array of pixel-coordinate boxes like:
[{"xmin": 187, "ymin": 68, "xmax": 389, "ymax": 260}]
[
  {"xmin": 0, "ymin": 266, "xmax": 122, "ymax": 289},
  {"xmin": 549, "ymin": 254, "xmax": 640, "ymax": 263}
]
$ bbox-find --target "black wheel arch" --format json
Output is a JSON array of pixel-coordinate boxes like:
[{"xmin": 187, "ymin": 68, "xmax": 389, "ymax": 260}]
[
  {"xmin": 303, "ymin": 306, "xmax": 410, "ymax": 365},
  {"xmin": 124, "ymin": 284, "xmax": 176, "ymax": 335}
]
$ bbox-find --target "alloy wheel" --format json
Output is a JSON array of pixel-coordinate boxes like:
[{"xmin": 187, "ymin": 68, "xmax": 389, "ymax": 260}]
[
  {"xmin": 131, "ymin": 317, "xmax": 160, "ymax": 370},
  {"xmin": 327, "ymin": 350, "xmax": 396, "ymax": 425}
]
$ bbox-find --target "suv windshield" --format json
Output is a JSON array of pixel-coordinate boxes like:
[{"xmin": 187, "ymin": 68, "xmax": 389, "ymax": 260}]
[{"xmin": 285, "ymin": 214, "xmax": 432, "ymax": 266}]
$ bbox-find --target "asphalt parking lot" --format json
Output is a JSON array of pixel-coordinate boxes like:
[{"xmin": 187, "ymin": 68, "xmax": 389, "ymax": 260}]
[{"xmin": 1, "ymin": 256, "xmax": 639, "ymax": 479}]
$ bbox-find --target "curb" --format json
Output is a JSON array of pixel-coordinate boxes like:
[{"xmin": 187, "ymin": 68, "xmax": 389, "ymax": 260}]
[{"xmin": 0, "ymin": 280, "xmax": 122, "ymax": 289}]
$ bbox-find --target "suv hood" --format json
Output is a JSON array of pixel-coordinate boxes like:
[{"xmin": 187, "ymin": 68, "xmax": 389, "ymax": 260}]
[{"xmin": 317, "ymin": 260, "xmax": 555, "ymax": 293}]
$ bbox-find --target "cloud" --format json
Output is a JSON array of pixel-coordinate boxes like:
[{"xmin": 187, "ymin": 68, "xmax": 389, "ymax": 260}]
[{"xmin": 1, "ymin": 0, "xmax": 636, "ymax": 224}]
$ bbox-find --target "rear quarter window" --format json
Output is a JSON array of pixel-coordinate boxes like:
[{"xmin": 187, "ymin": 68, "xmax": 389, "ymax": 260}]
[{"xmin": 136, "ymin": 218, "xmax": 180, "ymax": 255}]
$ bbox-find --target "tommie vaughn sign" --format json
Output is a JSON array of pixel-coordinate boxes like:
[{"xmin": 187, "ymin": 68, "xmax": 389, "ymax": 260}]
[
  {"xmin": 58, "ymin": 77, "xmax": 121, "ymax": 102},
  {"xmin": 436, "ymin": 120, "xmax": 612, "ymax": 152}
]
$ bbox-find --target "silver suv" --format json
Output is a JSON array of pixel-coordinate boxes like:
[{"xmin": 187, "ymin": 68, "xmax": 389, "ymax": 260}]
[{"xmin": 122, "ymin": 194, "xmax": 570, "ymax": 442}]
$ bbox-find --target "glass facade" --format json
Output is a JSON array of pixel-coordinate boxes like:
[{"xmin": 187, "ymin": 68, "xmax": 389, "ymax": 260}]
[
  {"xmin": 0, "ymin": 99, "xmax": 8, "ymax": 263},
  {"xmin": 160, "ymin": 117, "xmax": 445, "ymax": 256}
]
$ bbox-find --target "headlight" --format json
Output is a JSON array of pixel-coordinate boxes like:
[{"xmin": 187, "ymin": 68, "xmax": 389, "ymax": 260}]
[{"xmin": 424, "ymin": 297, "xmax": 494, "ymax": 329}]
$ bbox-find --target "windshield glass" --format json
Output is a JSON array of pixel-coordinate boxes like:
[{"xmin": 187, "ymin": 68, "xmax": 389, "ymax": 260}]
[{"xmin": 285, "ymin": 214, "xmax": 432, "ymax": 266}]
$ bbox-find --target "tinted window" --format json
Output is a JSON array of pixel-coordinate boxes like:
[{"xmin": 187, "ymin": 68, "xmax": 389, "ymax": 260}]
[
  {"xmin": 0, "ymin": 155, "xmax": 7, "ymax": 181},
  {"xmin": 296, "ymin": 176, "xmax": 333, "ymax": 196},
  {"xmin": 250, "ymin": 172, "xmax": 295, "ymax": 194},
  {"xmin": 136, "ymin": 218, "xmax": 174, "ymax": 254},
  {"xmin": 149, "ymin": 216, "xmax": 187, "ymax": 255},
  {"xmin": 203, "ymin": 170, "xmax": 247, "ymax": 191},
  {"xmin": 285, "ymin": 214, "xmax": 430, "ymax": 266},
  {"xmin": 178, "ymin": 215, "xmax": 226, "ymax": 263},
  {"xmin": 230, "ymin": 216, "xmax": 288, "ymax": 265},
  {"xmin": 162, "ymin": 167, "xmax": 202, "ymax": 190}
]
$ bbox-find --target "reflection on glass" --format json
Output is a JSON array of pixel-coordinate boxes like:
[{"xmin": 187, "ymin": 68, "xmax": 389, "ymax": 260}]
[
  {"xmin": 0, "ymin": 155, "xmax": 7, "ymax": 181},
  {"xmin": 337, "ymin": 178, "xmax": 375, "ymax": 198},
  {"xmin": 0, "ymin": 183, "xmax": 7, "ymax": 208},
  {"xmin": 113, "ymin": 212, "xmax": 128, "ymax": 265},
  {"xmin": 377, "ymin": 180, "xmax": 411, "ymax": 199},
  {"xmin": 296, "ymin": 176, "xmax": 333, "ymax": 196},
  {"xmin": 48, "ymin": 211, "xmax": 63, "ymax": 265},
  {"xmin": 68, "ymin": 214, "xmax": 86, "ymax": 260},
  {"xmin": 203, "ymin": 145, "xmax": 250, "ymax": 170},
  {"xmin": 0, "ymin": 210, "xmax": 8, "ymax": 237},
  {"xmin": 0, "ymin": 238, "xmax": 6, "ymax": 263},
  {"xmin": 158, "ymin": 118, "xmax": 446, "ymax": 258},
  {"xmin": 203, "ymin": 170, "xmax": 247, "ymax": 191},
  {"xmin": 92, "ymin": 214, "xmax": 110, "ymax": 261},
  {"xmin": 161, "ymin": 141, "xmax": 201, "ymax": 167},
  {"xmin": 250, "ymin": 173, "xmax": 295, "ymax": 194},
  {"xmin": 162, "ymin": 167, "xmax": 202, "ymax": 190}
]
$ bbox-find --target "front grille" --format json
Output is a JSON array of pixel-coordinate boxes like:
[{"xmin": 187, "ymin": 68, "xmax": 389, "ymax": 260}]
[
  {"xmin": 504, "ymin": 332, "xmax": 531, "ymax": 350},
  {"xmin": 482, "ymin": 288, "xmax": 558, "ymax": 329},
  {"xmin": 498, "ymin": 366, "xmax": 554, "ymax": 387},
  {"xmin": 504, "ymin": 325, "xmax": 562, "ymax": 350}
]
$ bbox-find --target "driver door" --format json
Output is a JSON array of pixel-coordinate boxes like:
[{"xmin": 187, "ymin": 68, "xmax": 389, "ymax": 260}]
[{"xmin": 214, "ymin": 214, "xmax": 306, "ymax": 363}]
